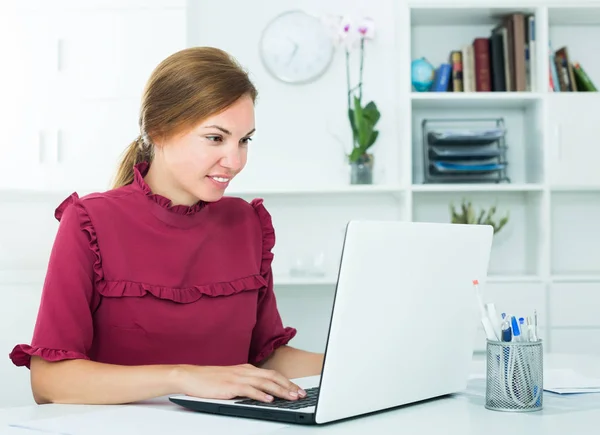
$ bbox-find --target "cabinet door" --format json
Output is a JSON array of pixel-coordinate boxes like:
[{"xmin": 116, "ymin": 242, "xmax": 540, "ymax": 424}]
[
  {"xmin": 55, "ymin": 7, "xmax": 187, "ymax": 100},
  {"xmin": 53, "ymin": 98, "xmax": 141, "ymax": 193},
  {"xmin": 547, "ymin": 94, "xmax": 600, "ymax": 187},
  {"xmin": 0, "ymin": 10, "xmax": 59, "ymax": 190}
]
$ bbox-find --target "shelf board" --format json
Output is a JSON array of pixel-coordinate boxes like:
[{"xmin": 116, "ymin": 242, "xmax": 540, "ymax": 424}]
[
  {"xmin": 0, "ymin": 189, "xmax": 84, "ymax": 202},
  {"xmin": 411, "ymin": 183, "xmax": 544, "ymax": 193},
  {"xmin": 273, "ymin": 274, "xmax": 544, "ymax": 287},
  {"xmin": 551, "ymin": 275, "xmax": 600, "ymax": 283},
  {"xmin": 410, "ymin": 6, "xmax": 538, "ymax": 26},
  {"xmin": 548, "ymin": 6, "xmax": 600, "ymax": 25},
  {"xmin": 274, "ymin": 275, "xmax": 337, "ymax": 286},
  {"xmin": 0, "ymin": 185, "xmax": 404, "ymax": 200},
  {"xmin": 411, "ymin": 92, "xmax": 542, "ymax": 109},
  {"xmin": 227, "ymin": 185, "xmax": 404, "ymax": 196},
  {"xmin": 550, "ymin": 185, "xmax": 600, "ymax": 193},
  {"xmin": 486, "ymin": 275, "xmax": 543, "ymax": 284}
]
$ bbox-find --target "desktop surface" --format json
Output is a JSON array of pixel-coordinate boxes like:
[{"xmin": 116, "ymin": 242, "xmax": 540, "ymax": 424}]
[{"xmin": 2, "ymin": 353, "xmax": 599, "ymax": 435}]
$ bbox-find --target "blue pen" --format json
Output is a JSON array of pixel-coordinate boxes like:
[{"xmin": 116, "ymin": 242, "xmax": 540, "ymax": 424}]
[
  {"xmin": 501, "ymin": 316, "xmax": 512, "ymax": 342},
  {"xmin": 519, "ymin": 317, "xmax": 526, "ymax": 339},
  {"xmin": 511, "ymin": 316, "xmax": 521, "ymax": 342}
]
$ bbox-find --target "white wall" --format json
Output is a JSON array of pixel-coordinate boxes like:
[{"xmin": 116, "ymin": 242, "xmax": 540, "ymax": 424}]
[{"xmin": 187, "ymin": 0, "xmax": 402, "ymax": 188}]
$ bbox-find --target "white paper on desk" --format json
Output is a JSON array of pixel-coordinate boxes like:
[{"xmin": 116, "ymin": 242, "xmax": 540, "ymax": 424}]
[
  {"xmin": 2, "ymin": 426, "xmax": 50, "ymax": 434},
  {"xmin": 544, "ymin": 368, "xmax": 600, "ymax": 394},
  {"xmin": 9, "ymin": 406, "xmax": 288, "ymax": 435}
]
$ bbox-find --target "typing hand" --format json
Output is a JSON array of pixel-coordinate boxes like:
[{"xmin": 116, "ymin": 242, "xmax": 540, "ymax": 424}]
[{"xmin": 174, "ymin": 364, "xmax": 307, "ymax": 403}]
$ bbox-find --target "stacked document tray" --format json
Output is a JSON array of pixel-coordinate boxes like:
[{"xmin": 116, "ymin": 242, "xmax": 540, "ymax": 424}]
[{"xmin": 421, "ymin": 118, "xmax": 510, "ymax": 183}]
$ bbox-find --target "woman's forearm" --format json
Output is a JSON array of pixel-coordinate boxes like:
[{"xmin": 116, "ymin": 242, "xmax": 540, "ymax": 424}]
[
  {"xmin": 30, "ymin": 347, "xmax": 323, "ymax": 405},
  {"xmin": 258, "ymin": 345, "xmax": 324, "ymax": 379},
  {"xmin": 30, "ymin": 356, "xmax": 181, "ymax": 405}
]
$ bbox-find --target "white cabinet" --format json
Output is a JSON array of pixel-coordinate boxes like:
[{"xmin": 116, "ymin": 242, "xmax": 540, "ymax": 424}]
[
  {"xmin": 547, "ymin": 94, "xmax": 600, "ymax": 188},
  {"xmin": 0, "ymin": 11, "xmax": 59, "ymax": 191},
  {"xmin": 12, "ymin": 0, "xmax": 186, "ymax": 11},
  {"xmin": 55, "ymin": 8, "xmax": 187, "ymax": 101},
  {"xmin": 54, "ymin": 98, "xmax": 141, "ymax": 192},
  {"xmin": 0, "ymin": 4, "xmax": 187, "ymax": 193}
]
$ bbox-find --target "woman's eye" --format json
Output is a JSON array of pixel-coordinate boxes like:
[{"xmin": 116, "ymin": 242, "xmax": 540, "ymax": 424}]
[
  {"xmin": 241, "ymin": 137, "xmax": 253, "ymax": 145},
  {"xmin": 206, "ymin": 136, "xmax": 222, "ymax": 142}
]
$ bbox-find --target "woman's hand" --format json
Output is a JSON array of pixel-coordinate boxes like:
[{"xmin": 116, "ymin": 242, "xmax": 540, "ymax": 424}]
[{"xmin": 173, "ymin": 363, "xmax": 307, "ymax": 403}]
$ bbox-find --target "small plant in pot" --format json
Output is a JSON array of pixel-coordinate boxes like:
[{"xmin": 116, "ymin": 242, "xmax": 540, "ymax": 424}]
[
  {"xmin": 449, "ymin": 199, "xmax": 510, "ymax": 235},
  {"xmin": 330, "ymin": 15, "xmax": 380, "ymax": 184}
]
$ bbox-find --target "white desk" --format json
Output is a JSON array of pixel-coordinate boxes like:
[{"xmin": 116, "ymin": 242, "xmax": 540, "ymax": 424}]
[{"xmin": 2, "ymin": 353, "xmax": 599, "ymax": 435}]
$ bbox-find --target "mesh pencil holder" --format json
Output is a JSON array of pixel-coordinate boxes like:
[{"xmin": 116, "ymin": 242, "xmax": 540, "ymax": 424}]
[{"xmin": 485, "ymin": 339, "xmax": 543, "ymax": 412}]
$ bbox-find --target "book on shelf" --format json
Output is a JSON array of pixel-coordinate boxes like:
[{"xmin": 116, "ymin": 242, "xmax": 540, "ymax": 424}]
[
  {"xmin": 549, "ymin": 44, "xmax": 597, "ymax": 92},
  {"xmin": 427, "ymin": 12, "xmax": 535, "ymax": 93}
]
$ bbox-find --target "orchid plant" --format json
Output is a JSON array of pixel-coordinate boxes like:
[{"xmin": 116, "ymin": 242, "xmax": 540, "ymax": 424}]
[{"xmin": 327, "ymin": 15, "xmax": 381, "ymax": 163}]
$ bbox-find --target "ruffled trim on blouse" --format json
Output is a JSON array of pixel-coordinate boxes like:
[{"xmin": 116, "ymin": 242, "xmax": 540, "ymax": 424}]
[
  {"xmin": 9, "ymin": 344, "xmax": 89, "ymax": 369},
  {"xmin": 133, "ymin": 162, "xmax": 206, "ymax": 216},
  {"xmin": 96, "ymin": 274, "xmax": 267, "ymax": 304},
  {"xmin": 55, "ymin": 193, "xmax": 103, "ymax": 285},
  {"xmin": 248, "ymin": 198, "xmax": 298, "ymax": 362},
  {"xmin": 250, "ymin": 198, "xmax": 275, "ymax": 276},
  {"xmin": 50, "ymin": 195, "xmax": 275, "ymax": 306}
]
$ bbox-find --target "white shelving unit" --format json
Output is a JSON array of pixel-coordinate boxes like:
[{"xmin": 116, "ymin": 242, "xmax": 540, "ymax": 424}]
[{"xmin": 400, "ymin": 1, "xmax": 600, "ymax": 354}]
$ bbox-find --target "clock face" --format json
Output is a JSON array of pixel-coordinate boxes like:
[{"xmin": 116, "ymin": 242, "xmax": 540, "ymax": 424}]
[{"xmin": 259, "ymin": 10, "xmax": 335, "ymax": 84}]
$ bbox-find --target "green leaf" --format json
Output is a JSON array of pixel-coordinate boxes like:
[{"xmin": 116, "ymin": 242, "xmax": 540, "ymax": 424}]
[
  {"xmin": 352, "ymin": 96, "xmax": 365, "ymax": 131},
  {"xmin": 363, "ymin": 101, "xmax": 381, "ymax": 125},
  {"xmin": 366, "ymin": 130, "xmax": 379, "ymax": 147},
  {"xmin": 349, "ymin": 147, "xmax": 364, "ymax": 162},
  {"xmin": 348, "ymin": 108, "xmax": 357, "ymax": 140},
  {"xmin": 354, "ymin": 99, "xmax": 372, "ymax": 147},
  {"xmin": 477, "ymin": 209, "xmax": 485, "ymax": 225}
]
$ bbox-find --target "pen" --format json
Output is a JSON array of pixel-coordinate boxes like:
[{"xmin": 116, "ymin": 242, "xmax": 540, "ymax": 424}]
[
  {"xmin": 534, "ymin": 309, "xmax": 538, "ymax": 340},
  {"xmin": 473, "ymin": 280, "xmax": 498, "ymax": 341},
  {"xmin": 511, "ymin": 316, "xmax": 522, "ymax": 342},
  {"xmin": 519, "ymin": 317, "xmax": 526, "ymax": 340},
  {"xmin": 527, "ymin": 316, "xmax": 538, "ymax": 342},
  {"xmin": 501, "ymin": 317, "xmax": 512, "ymax": 342}
]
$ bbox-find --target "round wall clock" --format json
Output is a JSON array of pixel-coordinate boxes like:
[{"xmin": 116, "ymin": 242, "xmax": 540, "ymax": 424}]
[{"xmin": 259, "ymin": 10, "xmax": 335, "ymax": 84}]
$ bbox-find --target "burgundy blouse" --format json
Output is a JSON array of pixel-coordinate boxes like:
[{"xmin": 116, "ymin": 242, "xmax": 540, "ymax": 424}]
[{"xmin": 9, "ymin": 162, "xmax": 296, "ymax": 369}]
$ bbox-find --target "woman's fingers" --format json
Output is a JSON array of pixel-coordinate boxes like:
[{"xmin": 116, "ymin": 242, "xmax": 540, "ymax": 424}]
[
  {"xmin": 241, "ymin": 376, "xmax": 300, "ymax": 401},
  {"xmin": 236, "ymin": 383, "xmax": 275, "ymax": 403},
  {"xmin": 243, "ymin": 365, "xmax": 306, "ymax": 398}
]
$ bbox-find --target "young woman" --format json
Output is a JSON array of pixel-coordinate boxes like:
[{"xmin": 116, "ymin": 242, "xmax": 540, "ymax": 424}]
[{"xmin": 9, "ymin": 47, "xmax": 324, "ymax": 405}]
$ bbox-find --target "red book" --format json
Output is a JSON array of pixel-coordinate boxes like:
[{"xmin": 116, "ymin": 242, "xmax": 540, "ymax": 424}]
[{"xmin": 473, "ymin": 37, "xmax": 492, "ymax": 92}]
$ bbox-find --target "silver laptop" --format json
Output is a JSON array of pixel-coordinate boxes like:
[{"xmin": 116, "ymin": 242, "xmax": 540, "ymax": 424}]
[{"xmin": 170, "ymin": 220, "xmax": 494, "ymax": 425}]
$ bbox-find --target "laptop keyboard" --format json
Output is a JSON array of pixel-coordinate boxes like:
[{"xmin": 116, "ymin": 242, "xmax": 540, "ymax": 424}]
[{"xmin": 234, "ymin": 387, "xmax": 319, "ymax": 409}]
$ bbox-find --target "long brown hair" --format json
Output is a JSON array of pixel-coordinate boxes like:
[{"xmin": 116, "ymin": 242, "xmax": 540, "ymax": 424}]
[{"xmin": 112, "ymin": 47, "xmax": 258, "ymax": 188}]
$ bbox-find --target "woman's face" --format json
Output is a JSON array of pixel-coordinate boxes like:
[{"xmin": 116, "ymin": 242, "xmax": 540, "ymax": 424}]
[{"xmin": 153, "ymin": 94, "xmax": 255, "ymax": 204}]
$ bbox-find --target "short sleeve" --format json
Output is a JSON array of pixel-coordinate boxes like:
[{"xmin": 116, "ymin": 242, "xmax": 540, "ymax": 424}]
[
  {"xmin": 9, "ymin": 193, "xmax": 99, "ymax": 369},
  {"xmin": 248, "ymin": 199, "xmax": 297, "ymax": 364}
]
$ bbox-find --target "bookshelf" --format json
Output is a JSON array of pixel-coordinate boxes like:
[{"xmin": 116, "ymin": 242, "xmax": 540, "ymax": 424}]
[{"xmin": 401, "ymin": 1, "xmax": 600, "ymax": 354}]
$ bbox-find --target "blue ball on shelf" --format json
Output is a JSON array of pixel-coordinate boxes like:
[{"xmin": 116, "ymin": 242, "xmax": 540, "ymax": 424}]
[{"xmin": 411, "ymin": 57, "xmax": 435, "ymax": 92}]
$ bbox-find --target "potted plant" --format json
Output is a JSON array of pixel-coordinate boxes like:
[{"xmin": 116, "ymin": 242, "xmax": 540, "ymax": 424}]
[
  {"xmin": 449, "ymin": 199, "xmax": 510, "ymax": 235},
  {"xmin": 331, "ymin": 16, "xmax": 381, "ymax": 184}
]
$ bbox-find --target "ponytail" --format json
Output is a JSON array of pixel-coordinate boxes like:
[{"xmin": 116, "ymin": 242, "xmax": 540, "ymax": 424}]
[{"xmin": 112, "ymin": 136, "xmax": 152, "ymax": 189}]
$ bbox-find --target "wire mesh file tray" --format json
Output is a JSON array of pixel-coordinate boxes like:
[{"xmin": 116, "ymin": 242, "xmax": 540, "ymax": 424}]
[
  {"xmin": 485, "ymin": 339, "xmax": 543, "ymax": 412},
  {"xmin": 421, "ymin": 118, "xmax": 510, "ymax": 184}
]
